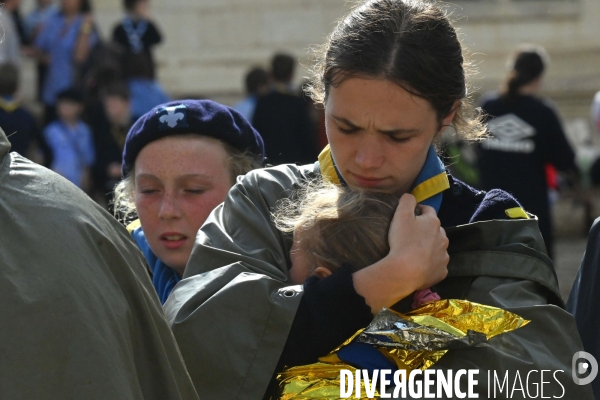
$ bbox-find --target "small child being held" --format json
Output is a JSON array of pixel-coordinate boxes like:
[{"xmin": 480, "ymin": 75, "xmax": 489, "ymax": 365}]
[
  {"xmin": 274, "ymin": 181, "xmax": 440, "ymax": 309},
  {"xmin": 273, "ymin": 183, "xmax": 532, "ymax": 400}
]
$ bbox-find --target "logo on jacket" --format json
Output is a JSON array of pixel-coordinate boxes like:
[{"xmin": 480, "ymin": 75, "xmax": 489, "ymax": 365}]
[
  {"xmin": 157, "ymin": 105, "xmax": 188, "ymax": 130},
  {"xmin": 482, "ymin": 114, "xmax": 536, "ymax": 153}
]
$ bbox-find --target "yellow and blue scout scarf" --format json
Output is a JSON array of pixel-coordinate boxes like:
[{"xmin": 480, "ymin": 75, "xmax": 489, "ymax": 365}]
[{"xmin": 318, "ymin": 144, "xmax": 449, "ymax": 212}]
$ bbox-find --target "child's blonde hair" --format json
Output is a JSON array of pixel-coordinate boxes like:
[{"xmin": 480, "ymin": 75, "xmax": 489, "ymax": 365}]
[{"xmin": 273, "ymin": 181, "xmax": 399, "ymax": 274}]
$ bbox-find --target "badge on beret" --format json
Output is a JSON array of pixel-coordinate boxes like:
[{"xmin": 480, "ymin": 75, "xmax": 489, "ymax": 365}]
[{"xmin": 157, "ymin": 104, "xmax": 188, "ymax": 130}]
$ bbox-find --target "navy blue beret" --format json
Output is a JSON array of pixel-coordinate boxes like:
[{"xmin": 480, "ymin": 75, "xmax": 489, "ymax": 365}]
[{"xmin": 122, "ymin": 99, "xmax": 265, "ymax": 176}]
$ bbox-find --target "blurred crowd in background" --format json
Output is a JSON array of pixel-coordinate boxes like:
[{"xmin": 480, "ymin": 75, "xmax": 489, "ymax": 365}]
[
  {"xmin": 2, "ymin": 0, "xmax": 170, "ymax": 203},
  {"xmin": 2, "ymin": 0, "xmax": 600, "ymax": 262},
  {"xmin": 0, "ymin": 0, "xmax": 326, "ymax": 206}
]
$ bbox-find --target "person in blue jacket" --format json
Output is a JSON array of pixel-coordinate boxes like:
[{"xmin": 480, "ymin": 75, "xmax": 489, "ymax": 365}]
[
  {"xmin": 34, "ymin": 0, "xmax": 98, "ymax": 124},
  {"xmin": 113, "ymin": 99, "xmax": 265, "ymax": 303}
]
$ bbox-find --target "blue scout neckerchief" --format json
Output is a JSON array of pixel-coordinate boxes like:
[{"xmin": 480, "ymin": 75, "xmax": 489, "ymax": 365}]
[
  {"xmin": 127, "ymin": 220, "xmax": 181, "ymax": 304},
  {"xmin": 122, "ymin": 16, "xmax": 148, "ymax": 54},
  {"xmin": 317, "ymin": 143, "xmax": 450, "ymax": 373}
]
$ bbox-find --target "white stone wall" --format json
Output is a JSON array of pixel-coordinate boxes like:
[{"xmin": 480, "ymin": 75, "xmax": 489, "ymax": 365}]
[
  {"xmin": 93, "ymin": 0, "xmax": 349, "ymax": 102},
  {"xmin": 20, "ymin": 0, "xmax": 600, "ymax": 118},
  {"xmin": 454, "ymin": 0, "xmax": 600, "ymax": 115}
]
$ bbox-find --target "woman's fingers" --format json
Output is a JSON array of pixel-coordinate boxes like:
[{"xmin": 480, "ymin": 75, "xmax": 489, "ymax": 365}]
[
  {"xmin": 388, "ymin": 196, "xmax": 449, "ymax": 292},
  {"xmin": 353, "ymin": 194, "xmax": 450, "ymax": 313},
  {"xmin": 396, "ymin": 192, "xmax": 417, "ymax": 219},
  {"xmin": 434, "ymin": 226, "xmax": 450, "ymax": 284}
]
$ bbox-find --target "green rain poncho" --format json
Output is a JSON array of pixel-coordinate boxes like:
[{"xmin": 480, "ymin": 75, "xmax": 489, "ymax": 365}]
[{"xmin": 0, "ymin": 129, "xmax": 199, "ymax": 400}]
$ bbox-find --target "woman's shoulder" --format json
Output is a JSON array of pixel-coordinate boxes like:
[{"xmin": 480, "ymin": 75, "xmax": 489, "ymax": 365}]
[
  {"xmin": 478, "ymin": 90, "xmax": 501, "ymax": 109},
  {"xmin": 245, "ymin": 162, "xmax": 318, "ymax": 179},
  {"xmin": 439, "ymin": 174, "xmax": 526, "ymax": 227},
  {"xmin": 237, "ymin": 162, "xmax": 319, "ymax": 199},
  {"xmin": 537, "ymin": 97, "xmax": 562, "ymax": 118}
]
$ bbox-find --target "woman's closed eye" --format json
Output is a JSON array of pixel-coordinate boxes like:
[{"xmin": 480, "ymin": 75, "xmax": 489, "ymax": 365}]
[
  {"xmin": 184, "ymin": 188, "xmax": 205, "ymax": 194},
  {"xmin": 390, "ymin": 135, "xmax": 411, "ymax": 143},
  {"xmin": 337, "ymin": 125, "xmax": 360, "ymax": 134}
]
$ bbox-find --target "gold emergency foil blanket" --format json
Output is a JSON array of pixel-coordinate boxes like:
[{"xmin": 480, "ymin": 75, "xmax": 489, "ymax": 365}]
[
  {"xmin": 355, "ymin": 308, "xmax": 488, "ymax": 353},
  {"xmin": 278, "ymin": 363, "xmax": 379, "ymax": 400},
  {"xmin": 406, "ymin": 299, "xmax": 530, "ymax": 339},
  {"xmin": 278, "ymin": 300, "xmax": 529, "ymax": 399},
  {"xmin": 382, "ymin": 347, "xmax": 447, "ymax": 371}
]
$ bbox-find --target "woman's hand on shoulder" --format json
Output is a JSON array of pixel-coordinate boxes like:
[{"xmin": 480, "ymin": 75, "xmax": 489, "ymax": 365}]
[{"xmin": 353, "ymin": 194, "xmax": 449, "ymax": 313}]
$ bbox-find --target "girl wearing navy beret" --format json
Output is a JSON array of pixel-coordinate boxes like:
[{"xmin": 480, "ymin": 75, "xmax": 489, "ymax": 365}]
[{"xmin": 113, "ymin": 99, "xmax": 264, "ymax": 303}]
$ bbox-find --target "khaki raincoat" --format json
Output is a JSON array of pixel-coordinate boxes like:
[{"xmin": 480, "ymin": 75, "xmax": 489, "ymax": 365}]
[{"xmin": 0, "ymin": 129, "xmax": 199, "ymax": 400}]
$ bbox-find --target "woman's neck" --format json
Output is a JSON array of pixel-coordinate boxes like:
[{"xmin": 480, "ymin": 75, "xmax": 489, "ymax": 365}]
[{"xmin": 517, "ymin": 78, "xmax": 542, "ymax": 96}]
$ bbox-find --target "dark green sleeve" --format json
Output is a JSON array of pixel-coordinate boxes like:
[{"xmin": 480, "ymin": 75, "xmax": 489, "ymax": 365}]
[{"xmin": 0, "ymin": 151, "xmax": 199, "ymax": 400}]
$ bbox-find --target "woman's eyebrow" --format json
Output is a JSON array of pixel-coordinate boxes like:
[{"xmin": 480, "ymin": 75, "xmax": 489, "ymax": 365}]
[
  {"xmin": 332, "ymin": 114, "xmax": 418, "ymax": 135},
  {"xmin": 331, "ymin": 114, "xmax": 360, "ymax": 128},
  {"xmin": 378, "ymin": 127, "xmax": 419, "ymax": 136}
]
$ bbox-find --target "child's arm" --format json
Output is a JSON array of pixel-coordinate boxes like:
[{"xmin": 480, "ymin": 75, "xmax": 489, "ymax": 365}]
[{"xmin": 74, "ymin": 14, "xmax": 96, "ymax": 65}]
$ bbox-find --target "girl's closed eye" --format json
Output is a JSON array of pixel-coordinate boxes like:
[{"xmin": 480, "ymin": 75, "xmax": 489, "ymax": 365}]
[
  {"xmin": 185, "ymin": 188, "xmax": 206, "ymax": 194},
  {"xmin": 139, "ymin": 187, "xmax": 159, "ymax": 194},
  {"xmin": 182, "ymin": 181, "xmax": 211, "ymax": 194}
]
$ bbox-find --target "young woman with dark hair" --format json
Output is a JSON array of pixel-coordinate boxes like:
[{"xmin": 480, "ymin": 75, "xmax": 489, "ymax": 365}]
[
  {"xmin": 478, "ymin": 45, "xmax": 579, "ymax": 259},
  {"xmin": 164, "ymin": 3, "xmax": 591, "ymax": 398}
]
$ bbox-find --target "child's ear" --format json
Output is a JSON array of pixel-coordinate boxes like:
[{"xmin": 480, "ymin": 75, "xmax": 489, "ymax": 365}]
[{"xmin": 314, "ymin": 267, "xmax": 333, "ymax": 279}]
